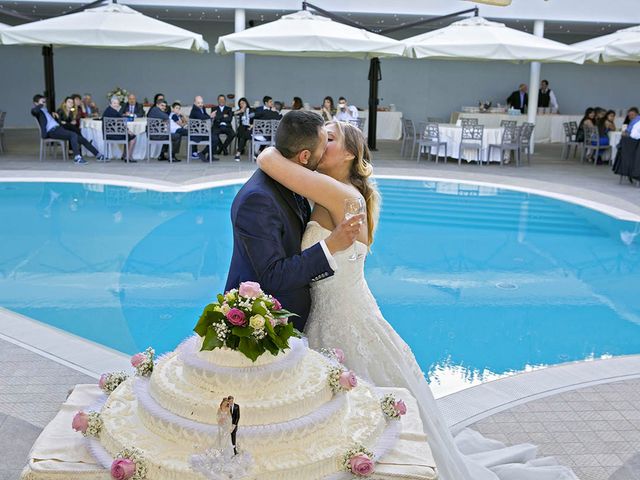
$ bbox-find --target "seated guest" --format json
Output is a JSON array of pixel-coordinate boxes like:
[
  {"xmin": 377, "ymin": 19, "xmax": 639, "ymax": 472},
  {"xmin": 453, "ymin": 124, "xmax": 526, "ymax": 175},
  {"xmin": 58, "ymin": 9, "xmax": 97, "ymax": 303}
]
[
  {"xmin": 334, "ymin": 96, "xmax": 358, "ymax": 122},
  {"xmin": 71, "ymin": 94, "xmax": 86, "ymax": 118},
  {"xmin": 291, "ymin": 96, "xmax": 303, "ymax": 110},
  {"xmin": 170, "ymin": 102, "xmax": 188, "ymax": 138},
  {"xmin": 320, "ymin": 96, "xmax": 335, "ymax": 122},
  {"xmin": 103, "ymin": 96, "xmax": 138, "ymax": 162},
  {"xmin": 32, "ymin": 94, "xmax": 103, "ymax": 164},
  {"xmin": 82, "ymin": 94, "xmax": 99, "ymax": 118},
  {"xmin": 605, "ymin": 110, "xmax": 617, "ymax": 132},
  {"xmin": 189, "ymin": 95, "xmax": 219, "ymax": 162},
  {"xmin": 254, "ymin": 96, "xmax": 283, "ymax": 121},
  {"xmin": 623, "ymin": 107, "xmax": 640, "ymax": 139},
  {"xmin": 591, "ymin": 108, "xmax": 611, "ymax": 162},
  {"xmin": 120, "ymin": 93, "xmax": 144, "ymax": 117},
  {"xmin": 274, "ymin": 101, "xmax": 284, "ymax": 113},
  {"xmin": 576, "ymin": 107, "xmax": 596, "ymax": 142},
  {"xmin": 234, "ymin": 97, "xmax": 253, "ymax": 161},
  {"xmin": 153, "ymin": 93, "xmax": 165, "ymax": 106},
  {"xmin": 506, "ymin": 84, "xmax": 528, "ymax": 113},
  {"xmin": 212, "ymin": 94, "xmax": 236, "ymax": 156},
  {"xmin": 148, "ymin": 99, "xmax": 181, "ymax": 162},
  {"xmin": 57, "ymin": 96, "xmax": 81, "ymax": 135}
]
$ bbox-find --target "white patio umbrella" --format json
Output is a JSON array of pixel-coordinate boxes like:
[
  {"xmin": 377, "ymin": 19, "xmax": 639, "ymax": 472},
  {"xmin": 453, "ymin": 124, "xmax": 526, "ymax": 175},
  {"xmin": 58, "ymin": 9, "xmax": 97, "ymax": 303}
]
[
  {"xmin": 403, "ymin": 17, "xmax": 585, "ymax": 63},
  {"xmin": 573, "ymin": 25, "xmax": 640, "ymax": 63},
  {"xmin": 0, "ymin": 2, "xmax": 208, "ymax": 51},
  {"xmin": 215, "ymin": 10, "xmax": 404, "ymax": 60}
]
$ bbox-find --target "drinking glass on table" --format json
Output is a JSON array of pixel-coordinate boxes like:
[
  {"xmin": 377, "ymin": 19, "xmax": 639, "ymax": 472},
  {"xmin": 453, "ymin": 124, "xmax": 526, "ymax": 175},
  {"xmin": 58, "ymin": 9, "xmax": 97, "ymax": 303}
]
[{"xmin": 344, "ymin": 197, "xmax": 366, "ymax": 261}]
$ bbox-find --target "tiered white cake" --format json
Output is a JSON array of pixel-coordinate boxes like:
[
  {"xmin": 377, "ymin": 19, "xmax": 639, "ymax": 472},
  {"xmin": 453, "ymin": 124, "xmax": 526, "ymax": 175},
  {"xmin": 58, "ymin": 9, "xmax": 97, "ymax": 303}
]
[{"xmin": 95, "ymin": 335, "xmax": 394, "ymax": 479}]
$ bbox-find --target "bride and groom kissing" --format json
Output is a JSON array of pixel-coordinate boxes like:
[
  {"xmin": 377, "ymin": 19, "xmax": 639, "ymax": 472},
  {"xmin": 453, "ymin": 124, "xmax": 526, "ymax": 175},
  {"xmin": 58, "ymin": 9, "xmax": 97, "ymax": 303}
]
[{"xmin": 224, "ymin": 111, "xmax": 578, "ymax": 480}]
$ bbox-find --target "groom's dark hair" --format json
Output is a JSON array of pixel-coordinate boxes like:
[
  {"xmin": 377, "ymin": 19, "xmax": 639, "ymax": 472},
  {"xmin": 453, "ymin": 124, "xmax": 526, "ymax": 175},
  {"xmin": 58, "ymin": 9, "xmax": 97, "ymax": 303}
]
[{"xmin": 275, "ymin": 111, "xmax": 324, "ymax": 159}]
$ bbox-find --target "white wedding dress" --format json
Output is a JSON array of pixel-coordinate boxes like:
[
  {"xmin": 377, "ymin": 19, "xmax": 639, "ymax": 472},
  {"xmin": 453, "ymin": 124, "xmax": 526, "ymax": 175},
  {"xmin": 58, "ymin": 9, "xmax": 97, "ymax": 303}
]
[
  {"xmin": 302, "ymin": 221, "xmax": 578, "ymax": 480},
  {"xmin": 216, "ymin": 410, "xmax": 234, "ymax": 456}
]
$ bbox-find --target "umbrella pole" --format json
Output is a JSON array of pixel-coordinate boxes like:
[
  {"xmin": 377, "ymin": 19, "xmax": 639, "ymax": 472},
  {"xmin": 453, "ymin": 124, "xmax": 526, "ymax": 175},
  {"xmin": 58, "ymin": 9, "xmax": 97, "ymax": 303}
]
[
  {"xmin": 42, "ymin": 45, "xmax": 56, "ymax": 108},
  {"xmin": 368, "ymin": 57, "xmax": 381, "ymax": 151}
]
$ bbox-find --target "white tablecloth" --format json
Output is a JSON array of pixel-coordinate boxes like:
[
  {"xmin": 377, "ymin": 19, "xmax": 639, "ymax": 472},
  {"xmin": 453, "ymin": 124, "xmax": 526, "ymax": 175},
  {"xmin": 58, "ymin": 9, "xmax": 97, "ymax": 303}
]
[
  {"xmin": 435, "ymin": 124, "xmax": 504, "ymax": 163},
  {"xmin": 81, "ymin": 118, "xmax": 160, "ymax": 160},
  {"xmin": 609, "ymin": 131, "xmax": 623, "ymax": 160},
  {"xmin": 283, "ymin": 109, "xmax": 403, "ymax": 140}
]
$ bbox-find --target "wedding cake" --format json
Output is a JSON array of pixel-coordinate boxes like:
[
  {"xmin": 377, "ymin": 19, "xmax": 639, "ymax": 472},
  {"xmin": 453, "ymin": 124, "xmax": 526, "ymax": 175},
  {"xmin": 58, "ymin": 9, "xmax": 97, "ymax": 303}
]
[{"xmin": 40, "ymin": 282, "xmax": 423, "ymax": 480}]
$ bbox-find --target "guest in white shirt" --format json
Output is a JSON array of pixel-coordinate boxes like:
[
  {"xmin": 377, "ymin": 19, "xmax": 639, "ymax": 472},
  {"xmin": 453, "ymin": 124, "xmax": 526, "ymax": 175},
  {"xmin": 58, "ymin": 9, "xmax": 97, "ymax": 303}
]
[
  {"xmin": 624, "ymin": 107, "xmax": 640, "ymax": 140},
  {"xmin": 334, "ymin": 96, "xmax": 358, "ymax": 122}
]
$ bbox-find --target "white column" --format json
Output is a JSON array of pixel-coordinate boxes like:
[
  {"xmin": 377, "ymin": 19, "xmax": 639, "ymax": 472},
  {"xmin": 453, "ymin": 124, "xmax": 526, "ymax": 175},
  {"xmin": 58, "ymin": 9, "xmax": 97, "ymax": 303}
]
[
  {"xmin": 234, "ymin": 8, "xmax": 246, "ymax": 102},
  {"xmin": 527, "ymin": 20, "xmax": 544, "ymax": 154}
]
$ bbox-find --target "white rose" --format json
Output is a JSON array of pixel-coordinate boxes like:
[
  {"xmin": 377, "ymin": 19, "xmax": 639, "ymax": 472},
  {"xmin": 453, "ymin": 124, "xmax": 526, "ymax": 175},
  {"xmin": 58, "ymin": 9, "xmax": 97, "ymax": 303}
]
[
  {"xmin": 220, "ymin": 304, "xmax": 231, "ymax": 315},
  {"xmin": 249, "ymin": 314, "xmax": 265, "ymax": 330}
]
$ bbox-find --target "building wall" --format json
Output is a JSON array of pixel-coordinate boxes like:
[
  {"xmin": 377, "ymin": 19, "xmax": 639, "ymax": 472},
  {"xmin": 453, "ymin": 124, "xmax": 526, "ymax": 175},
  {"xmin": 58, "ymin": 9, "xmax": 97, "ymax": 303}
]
[{"xmin": 1, "ymin": 21, "xmax": 637, "ymax": 129}]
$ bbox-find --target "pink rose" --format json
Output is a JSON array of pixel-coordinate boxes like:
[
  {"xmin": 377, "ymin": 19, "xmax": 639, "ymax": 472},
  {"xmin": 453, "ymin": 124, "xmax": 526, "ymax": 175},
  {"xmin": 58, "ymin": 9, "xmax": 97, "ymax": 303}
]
[
  {"xmin": 339, "ymin": 371, "xmax": 358, "ymax": 390},
  {"xmin": 272, "ymin": 298, "xmax": 282, "ymax": 311},
  {"xmin": 130, "ymin": 353, "xmax": 145, "ymax": 368},
  {"xmin": 226, "ymin": 308, "xmax": 247, "ymax": 326},
  {"xmin": 72, "ymin": 411, "xmax": 89, "ymax": 433},
  {"xmin": 350, "ymin": 454, "xmax": 375, "ymax": 476},
  {"xmin": 394, "ymin": 399, "xmax": 407, "ymax": 416},
  {"xmin": 333, "ymin": 348, "xmax": 345, "ymax": 364},
  {"xmin": 238, "ymin": 281, "xmax": 263, "ymax": 298},
  {"xmin": 111, "ymin": 458, "xmax": 136, "ymax": 480},
  {"xmin": 98, "ymin": 374, "xmax": 107, "ymax": 389}
]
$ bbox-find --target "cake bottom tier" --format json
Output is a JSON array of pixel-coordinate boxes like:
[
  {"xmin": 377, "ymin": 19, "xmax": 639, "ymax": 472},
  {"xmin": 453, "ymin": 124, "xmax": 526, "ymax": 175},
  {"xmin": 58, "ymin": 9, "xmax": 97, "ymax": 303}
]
[{"xmin": 20, "ymin": 384, "xmax": 437, "ymax": 480}]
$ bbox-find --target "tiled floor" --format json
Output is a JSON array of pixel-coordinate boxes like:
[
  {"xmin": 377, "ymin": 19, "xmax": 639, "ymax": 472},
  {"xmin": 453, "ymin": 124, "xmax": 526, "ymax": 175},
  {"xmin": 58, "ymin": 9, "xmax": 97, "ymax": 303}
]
[
  {"xmin": 1, "ymin": 131, "xmax": 640, "ymax": 480},
  {"xmin": 471, "ymin": 379, "xmax": 640, "ymax": 480}
]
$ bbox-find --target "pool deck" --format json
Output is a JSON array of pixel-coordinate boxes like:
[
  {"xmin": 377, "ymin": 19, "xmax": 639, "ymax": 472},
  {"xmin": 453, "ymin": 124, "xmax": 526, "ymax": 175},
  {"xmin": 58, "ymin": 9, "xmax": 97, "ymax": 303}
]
[{"xmin": 1, "ymin": 132, "xmax": 640, "ymax": 480}]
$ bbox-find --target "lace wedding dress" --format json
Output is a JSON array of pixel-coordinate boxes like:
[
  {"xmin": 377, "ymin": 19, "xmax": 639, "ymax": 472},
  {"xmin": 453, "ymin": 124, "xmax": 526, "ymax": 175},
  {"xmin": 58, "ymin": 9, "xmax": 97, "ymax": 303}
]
[
  {"xmin": 216, "ymin": 410, "xmax": 234, "ymax": 455},
  {"xmin": 302, "ymin": 221, "xmax": 577, "ymax": 480}
]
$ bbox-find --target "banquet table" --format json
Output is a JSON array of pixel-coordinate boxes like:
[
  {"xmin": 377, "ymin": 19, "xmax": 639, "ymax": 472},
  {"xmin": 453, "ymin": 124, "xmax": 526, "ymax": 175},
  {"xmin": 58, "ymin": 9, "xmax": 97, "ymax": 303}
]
[
  {"xmin": 452, "ymin": 112, "xmax": 583, "ymax": 144},
  {"xmin": 609, "ymin": 131, "xmax": 623, "ymax": 160},
  {"xmin": 433, "ymin": 124, "xmax": 504, "ymax": 163},
  {"xmin": 81, "ymin": 118, "xmax": 160, "ymax": 160}
]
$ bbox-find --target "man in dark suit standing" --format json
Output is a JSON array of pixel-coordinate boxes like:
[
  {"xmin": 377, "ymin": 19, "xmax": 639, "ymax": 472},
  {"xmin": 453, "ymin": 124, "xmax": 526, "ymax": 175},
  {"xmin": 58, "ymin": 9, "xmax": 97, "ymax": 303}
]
[
  {"xmin": 120, "ymin": 93, "xmax": 145, "ymax": 117},
  {"xmin": 224, "ymin": 111, "xmax": 364, "ymax": 331},
  {"xmin": 31, "ymin": 94, "xmax": 103, "ymax": 164},
  {"xmin": 228, "ymin": 396, "xmax": 240, "ymax": 455},
  {"xmin": 212, "ymin": 94, "xmax": 236, "ymax": 156},
  {"xmin": 506, "ymin": 84, "xmax": 528, "ymax": 113},
  {"xmin": 188, "ymin": 95, "xmax": 219, "ymax": 162}
]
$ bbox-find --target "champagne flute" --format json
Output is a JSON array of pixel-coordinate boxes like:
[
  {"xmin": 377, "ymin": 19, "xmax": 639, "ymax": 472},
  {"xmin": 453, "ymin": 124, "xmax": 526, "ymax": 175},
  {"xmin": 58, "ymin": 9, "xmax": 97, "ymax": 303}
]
[{"xmin": 344, "ymin": 197, "xmax": 366, "ymax": 261}]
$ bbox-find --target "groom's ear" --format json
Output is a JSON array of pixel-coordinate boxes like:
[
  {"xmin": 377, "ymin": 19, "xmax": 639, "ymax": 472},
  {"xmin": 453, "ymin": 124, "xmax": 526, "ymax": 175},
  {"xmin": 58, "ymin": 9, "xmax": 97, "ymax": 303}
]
[{"xmin": 296, "ymin": 149, "xmax": 311, "ymax": 166}]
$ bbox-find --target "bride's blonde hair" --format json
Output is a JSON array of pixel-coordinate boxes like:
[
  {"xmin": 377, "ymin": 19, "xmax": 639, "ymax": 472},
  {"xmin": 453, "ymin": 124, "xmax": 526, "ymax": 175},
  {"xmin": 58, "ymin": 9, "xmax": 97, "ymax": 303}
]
[{"xmin": 327, "ymin": 121, "xmax": 381, "ymax": 246}]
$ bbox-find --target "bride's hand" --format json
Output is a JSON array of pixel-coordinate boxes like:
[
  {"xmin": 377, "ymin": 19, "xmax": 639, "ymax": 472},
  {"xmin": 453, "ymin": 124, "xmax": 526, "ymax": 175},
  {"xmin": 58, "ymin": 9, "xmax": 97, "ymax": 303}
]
[{"xmin": 324, "ymin": 214, "xmax": 365, "ymax": 255}]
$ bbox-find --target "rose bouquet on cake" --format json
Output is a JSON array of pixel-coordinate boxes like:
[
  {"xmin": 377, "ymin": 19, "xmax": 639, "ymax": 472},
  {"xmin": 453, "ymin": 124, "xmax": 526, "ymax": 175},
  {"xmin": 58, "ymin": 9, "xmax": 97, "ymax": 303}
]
[{"xmin": 194, "ymin": 281, "xmax": 299, "ymax": 362}]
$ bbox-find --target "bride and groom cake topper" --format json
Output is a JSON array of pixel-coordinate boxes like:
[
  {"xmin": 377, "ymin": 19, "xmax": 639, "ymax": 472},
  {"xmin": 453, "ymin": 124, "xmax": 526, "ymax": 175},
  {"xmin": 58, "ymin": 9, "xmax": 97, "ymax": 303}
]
[{"xmin": 217, "ymin": 396, "xmax": 240, "ymax": 456}]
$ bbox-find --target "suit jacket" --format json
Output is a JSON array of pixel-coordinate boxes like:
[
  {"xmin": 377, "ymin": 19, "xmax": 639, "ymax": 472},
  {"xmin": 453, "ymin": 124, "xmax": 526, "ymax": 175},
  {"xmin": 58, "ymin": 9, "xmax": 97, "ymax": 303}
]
[
  {"xmin": 147, "ymin": 106, "xmax": 169, "ymax": 120},
  {"xmin": 102, "ymin": 106, "xmax": 123, "ymax": 118},
  {"xmin": 225, "ymin": 170, "xmax": 333, "ymax": 331},
  {"xmin": 119, "ymin": 102, "xmax": 145, "ymax": 117},
  {"xmin": 253, "ymin": 106, "xmax": 283, "ymax": 122},
  {"xmin": 230, "ymin": 404, "xmax": 240, "ymax": 427},
  {"xmin": 212, "ymin": 105, "xmax": 234, "ymax": 129},
  {"xmin": 189, "ymin": 104, "xmax": 210, "ymax": 120},
  {"xmin": 31, "ymin": 104, "xmax": 57, "ymax": 138},
  {"xmin": 506, "ymin": 90, "xmax": 528, "ymax": 113}
]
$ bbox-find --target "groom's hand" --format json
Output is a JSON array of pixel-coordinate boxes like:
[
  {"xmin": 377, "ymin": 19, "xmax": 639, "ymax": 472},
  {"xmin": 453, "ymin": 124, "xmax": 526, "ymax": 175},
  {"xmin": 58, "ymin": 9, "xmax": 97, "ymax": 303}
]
[{"xmin": 325, "ymin": 214, "xmax": 365, "ymax": 255}]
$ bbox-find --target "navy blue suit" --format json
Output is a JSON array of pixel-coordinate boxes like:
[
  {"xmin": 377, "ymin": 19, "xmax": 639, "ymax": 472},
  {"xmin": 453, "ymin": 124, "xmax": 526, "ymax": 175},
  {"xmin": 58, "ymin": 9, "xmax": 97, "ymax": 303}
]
[{"xmin": 225, "ymin": 170, "xmax": 333, "ymax": 331}]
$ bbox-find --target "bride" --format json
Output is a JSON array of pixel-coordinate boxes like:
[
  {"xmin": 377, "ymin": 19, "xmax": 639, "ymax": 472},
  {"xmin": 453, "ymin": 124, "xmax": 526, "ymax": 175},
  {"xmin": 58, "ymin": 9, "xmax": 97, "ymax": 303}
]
[
  {"xmin": 215, "ymin": 397, "xmax": 234, "ymax": 455},
  {"xmin": 256, "ymin": 121, "xmax": 577, "ymax": 480}
]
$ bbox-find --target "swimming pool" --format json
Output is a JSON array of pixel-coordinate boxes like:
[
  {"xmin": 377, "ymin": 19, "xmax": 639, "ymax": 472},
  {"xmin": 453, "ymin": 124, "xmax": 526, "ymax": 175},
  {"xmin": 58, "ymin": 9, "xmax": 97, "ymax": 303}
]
[{"xmin": 1, "ymin": 179, "xmax": 639, "ymax": 395}]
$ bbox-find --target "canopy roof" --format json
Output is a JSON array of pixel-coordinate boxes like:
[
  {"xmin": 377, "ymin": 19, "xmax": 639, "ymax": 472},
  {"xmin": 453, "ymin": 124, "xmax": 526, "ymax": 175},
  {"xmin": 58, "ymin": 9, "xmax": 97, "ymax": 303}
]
[
  {"xmin": 0, "ymin": 3, "xmax": 208, "ymax": 52},
  {"xmin": 573, "ymin": 25, "xmax": 640, "ymax": 63},
  {"xmin": 215, "ymin": 10, "xmax": 404, "ymax": 60},
  {"xmin": 403, "ymin": 16, "xmax": 585, "ymax": 64}
]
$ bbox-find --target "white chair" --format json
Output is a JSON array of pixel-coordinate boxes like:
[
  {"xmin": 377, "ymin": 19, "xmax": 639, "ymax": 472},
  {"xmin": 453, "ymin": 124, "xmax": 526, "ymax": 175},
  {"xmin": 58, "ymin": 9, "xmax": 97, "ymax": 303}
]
[
  {"xmin": 146, "ymin": 118, "xmax": 172, "ymax": 163},
  {"xmin": 400, "ymin": 118, "xmax": 415, "ymax": 158},
  {"xmin": 250, "ymin": 120, "xmax": 275, "ymax": 161},
  {"xmin": 417, "ymin": 123, "xmax": 448, "ymax": 163},
  {"xmin": 461, "ymin": 118, "xmax": 479, "ymax": 128},
  {"xmin": 488, "ymin": 126, "xmax": 519, "ymax": 166},
  {"xmin": 103, "ymin": 117, "xmax": 130, "ymax": 162},
  {"xmin": 187, "ymin": 119, "xmax": 213, "ymax": 163},
  {"xmin": 459, "ymin": 125, "xmax": 484, "ymax": 165},
  {"xmin": 517, "ymin": 123, "xmax": 535, "ymax": 166},
  {"xmin": 561, "ymin": 122, "xmax": 581, "ymax": 160},
  {"xmin": 581, "ymin": 126, "xmax": 612, "ymax": 166},
  {"xmin": 35, "ymin": 118, "xmax": 68, "ymax": 162}
]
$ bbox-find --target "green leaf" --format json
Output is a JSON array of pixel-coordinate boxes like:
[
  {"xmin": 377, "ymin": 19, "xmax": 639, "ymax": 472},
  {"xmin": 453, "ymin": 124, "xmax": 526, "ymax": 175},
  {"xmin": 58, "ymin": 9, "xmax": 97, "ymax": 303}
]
[
  {"xmin": 226, "ymin": 335, "xmax": 239, "ymax": 350},
  {"xmin": 217, "ymin": 294, "xmax": 225, "ymax": 304},
  {"xmin": 201, "ymin": 325, "xmax": 223, "ymax": 351},
  {"xmin": 238, "ymin": 337, "xmax": 265, "ymax": 362},
  {"xmin": 272, "ymin": 309, "xmax": 299, "ymax": 319},
  {"xmin": 193, "ymin": 304, "xmax": 220, "ymax": 337},
  {"xmin": 263, "ymin": 338, "xmax": 280, "ymax": 356},
  {"xmin": 231, "ymin": 326, "xmax": 253, "ymax": 337},
  {"xmin": 251, "ymin": 300, "xmax": 268, "ymax": 316}
]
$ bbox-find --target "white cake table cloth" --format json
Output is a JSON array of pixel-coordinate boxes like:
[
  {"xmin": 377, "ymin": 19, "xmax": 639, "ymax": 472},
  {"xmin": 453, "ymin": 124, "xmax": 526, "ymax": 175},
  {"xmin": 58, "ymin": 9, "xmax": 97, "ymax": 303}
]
[{"xmin": 81, "ymin": 118, "xmax": 161, "ymax": 160}]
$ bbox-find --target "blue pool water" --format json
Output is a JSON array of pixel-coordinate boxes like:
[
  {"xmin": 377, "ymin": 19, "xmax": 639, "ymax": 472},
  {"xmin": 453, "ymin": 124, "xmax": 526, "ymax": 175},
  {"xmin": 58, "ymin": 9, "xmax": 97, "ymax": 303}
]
[{"xmin": 1, "ymin": 180, "xmax": 639, "ymax": 394}]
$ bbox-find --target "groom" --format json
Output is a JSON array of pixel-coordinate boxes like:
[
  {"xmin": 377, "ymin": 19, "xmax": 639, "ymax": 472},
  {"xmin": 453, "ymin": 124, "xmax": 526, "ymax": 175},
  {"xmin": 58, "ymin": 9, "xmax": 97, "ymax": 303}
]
[{"xmin": 225, "ymin": 111, "xmax": 363, "ymax": 331}]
